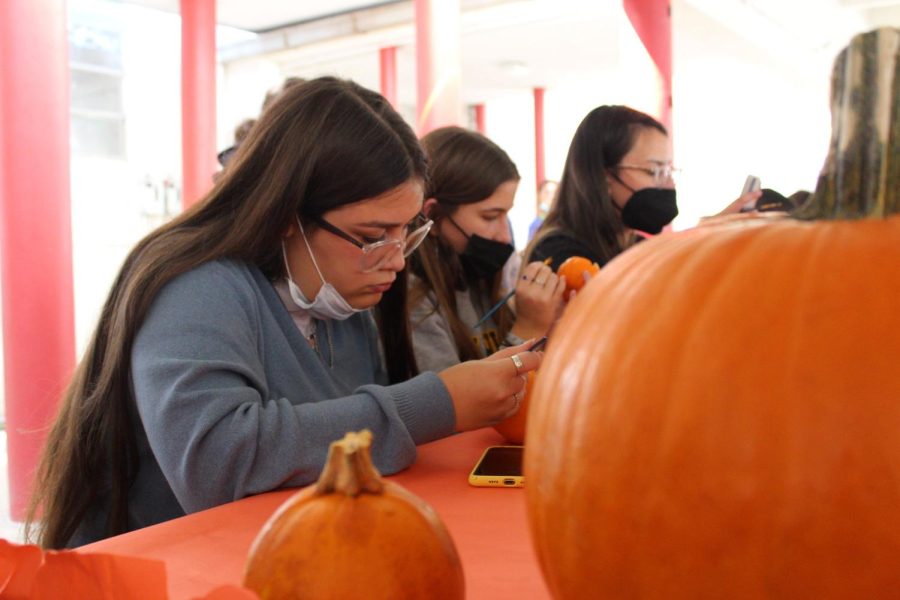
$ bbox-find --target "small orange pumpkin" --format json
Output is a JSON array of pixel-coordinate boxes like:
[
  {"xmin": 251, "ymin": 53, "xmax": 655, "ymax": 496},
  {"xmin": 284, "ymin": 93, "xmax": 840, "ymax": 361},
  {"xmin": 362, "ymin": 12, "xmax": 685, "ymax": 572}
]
[
  {"xmin": 492, "ymin": 371, "xmax": 536, "ymax": 444},
  {"xmin": 556, "ymin": 256, "xmax": 599, "ymax": 295},
  {"xmin": 244, "ymin": 431, "xmax": 464, "ymax": 599}
]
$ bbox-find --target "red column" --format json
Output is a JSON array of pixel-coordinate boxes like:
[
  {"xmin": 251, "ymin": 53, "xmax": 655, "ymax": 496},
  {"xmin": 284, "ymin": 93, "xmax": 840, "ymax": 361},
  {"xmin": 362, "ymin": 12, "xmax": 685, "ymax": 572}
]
[
  {"xmin": 533, "ymin": 87, "xmax": 546, "ymax": 192},
  {"xmin": 0, "ymin": 0, "xmax": 76, "ymax": 520},
  {"xmin": 414, "ymin": 0, "xmax": 462, "ymax": 135},
  {"xmin": 473, "ymin": 104, "xmax": 486, "ymax": 134},
  {"xmin": 180, "ymin": 0, "xmax": 217, "ymax": 208},
  {"xmin": 380, "ymin": 46, "xmax": 398, "ymax": 108},
  {"xmin": 623, "ymin": 0, "xmax": 672, "ymax": 133}
]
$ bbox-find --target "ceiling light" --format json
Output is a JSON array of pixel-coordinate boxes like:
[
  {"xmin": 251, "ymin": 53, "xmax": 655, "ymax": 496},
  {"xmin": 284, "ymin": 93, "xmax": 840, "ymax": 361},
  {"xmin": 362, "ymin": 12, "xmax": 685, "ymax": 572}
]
[{"xmin": 498, "ymin": 60, "xmax": 530, "ymax": 76}]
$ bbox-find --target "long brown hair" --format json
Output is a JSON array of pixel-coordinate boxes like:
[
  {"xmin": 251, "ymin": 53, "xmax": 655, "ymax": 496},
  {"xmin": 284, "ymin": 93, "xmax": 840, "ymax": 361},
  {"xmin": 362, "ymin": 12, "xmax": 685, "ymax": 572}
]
[
  {"xmin": 409, "ymin": 127, "xmax": 519, "ymax": 361},
  {"xmin": 27, "ymin": 77, "xmax": 427, "ymax": 548},
  {"xmin": 525, "ymin": 105, "xmax": 667, "ymax": 265}
]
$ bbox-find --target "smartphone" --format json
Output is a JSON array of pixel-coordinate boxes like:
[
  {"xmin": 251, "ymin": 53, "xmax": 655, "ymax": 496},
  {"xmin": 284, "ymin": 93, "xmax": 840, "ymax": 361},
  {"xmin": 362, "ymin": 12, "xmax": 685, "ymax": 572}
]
[
  {"xmin": 527, "ymin": 335, "xmax": 548, "ymax": 352},
  {"xmin": 468, "ymin": 446, "xmax": 524, "ymax": 488},
  {"xmin": 741, "ymin": 175, "xmax": 761, "ymax": 196}
]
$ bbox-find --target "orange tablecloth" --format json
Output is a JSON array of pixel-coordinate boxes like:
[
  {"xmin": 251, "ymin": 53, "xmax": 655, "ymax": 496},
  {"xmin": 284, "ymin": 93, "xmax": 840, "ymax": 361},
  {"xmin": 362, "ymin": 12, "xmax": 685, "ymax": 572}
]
[{"xmin": 80, "ymin": 428, "xmax": 550, "ymax": 599}]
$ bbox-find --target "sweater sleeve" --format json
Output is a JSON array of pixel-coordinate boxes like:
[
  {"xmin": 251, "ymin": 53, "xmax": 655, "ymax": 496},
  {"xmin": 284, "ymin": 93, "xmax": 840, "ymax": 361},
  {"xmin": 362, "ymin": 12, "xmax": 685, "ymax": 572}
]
[
  {"xmin": 130, "ymin": 263, "xmax": 455, "ymax": 514},
  {"xmin": 409, "ymin": 293, "xmax": 462, "ymax": 373}
]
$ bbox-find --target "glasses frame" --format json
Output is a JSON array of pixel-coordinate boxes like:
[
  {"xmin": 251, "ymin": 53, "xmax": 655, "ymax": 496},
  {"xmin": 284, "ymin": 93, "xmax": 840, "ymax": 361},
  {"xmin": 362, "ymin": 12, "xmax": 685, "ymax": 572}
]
[
  {"xmin": 313, "ymin": 213, "xmax": 433, "ymax": 269},
  {"xmin": 616, "ymin": 163, "xmax": 681, "ymax": 185}
]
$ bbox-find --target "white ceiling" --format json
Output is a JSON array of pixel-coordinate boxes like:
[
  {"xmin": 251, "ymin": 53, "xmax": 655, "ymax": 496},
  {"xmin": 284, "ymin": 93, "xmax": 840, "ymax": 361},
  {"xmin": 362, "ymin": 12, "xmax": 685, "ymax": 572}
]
[
  {"xmin": 121, "ymin": 0, "xmax": 395, "ymax": 31},
  {"xmin": 122, "ymin": 0, "xmax": 900, "ymax": 35},
  {"xmin": 121, "ymin": 0, "xmax": 900, "ymax": 107},
  {"xmin": 238, "ymin": 1, "xmax": 626, "ymax": 103}
]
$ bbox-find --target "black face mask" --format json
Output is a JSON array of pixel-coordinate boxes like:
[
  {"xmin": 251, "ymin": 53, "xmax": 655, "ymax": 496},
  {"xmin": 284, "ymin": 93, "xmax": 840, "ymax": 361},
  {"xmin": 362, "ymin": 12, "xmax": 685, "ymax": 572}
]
[
  {"xmin": 620, "ymin": 187, "xmax": 678, "ymax": 234},
  {"xmin": 448, "ymin": 217, "xmax": 514, "ymax": 280}
]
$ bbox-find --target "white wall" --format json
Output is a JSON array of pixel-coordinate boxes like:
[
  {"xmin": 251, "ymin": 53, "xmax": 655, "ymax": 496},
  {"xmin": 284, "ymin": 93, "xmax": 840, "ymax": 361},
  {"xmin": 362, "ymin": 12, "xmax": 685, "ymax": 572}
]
[
  {"xmin": 485, "ymin": 49, "xmax": 660, "ymax": 248},
  {"xmin": 671, "ymin": 0, "xmax": 832, "ymax": 227},
  {"xmin": 479, "ymin": 93, "xmax": 537, "ymax": 247},
  {"xmin": 68, "ymin": 2, "xmax": 183, "ymax": 358},
  {"xmin": 67, "ymin": 1, "xmax": 254, "ymax": 358},
  {"xmin": 481, "ymin": 1, "xmax": 836, "ymax": 243},
  {"xmin": 217, "ymin": 58, "xmax": 282, "ymax": 150}
]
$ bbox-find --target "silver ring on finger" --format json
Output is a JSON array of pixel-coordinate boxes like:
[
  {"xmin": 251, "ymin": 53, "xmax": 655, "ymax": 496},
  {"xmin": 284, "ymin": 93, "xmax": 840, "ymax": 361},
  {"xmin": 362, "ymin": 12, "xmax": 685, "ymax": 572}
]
[{"xmin": 510, "ymin": 353, "xmax": 524, "ymax": 376}]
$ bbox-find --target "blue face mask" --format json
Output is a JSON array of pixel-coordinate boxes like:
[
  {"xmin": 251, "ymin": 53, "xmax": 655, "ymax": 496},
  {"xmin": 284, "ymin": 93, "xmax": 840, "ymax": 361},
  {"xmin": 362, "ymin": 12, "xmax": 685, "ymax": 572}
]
[{"xmin": 282, "ymin": 218, "xmax": 364, "ymax": 321}]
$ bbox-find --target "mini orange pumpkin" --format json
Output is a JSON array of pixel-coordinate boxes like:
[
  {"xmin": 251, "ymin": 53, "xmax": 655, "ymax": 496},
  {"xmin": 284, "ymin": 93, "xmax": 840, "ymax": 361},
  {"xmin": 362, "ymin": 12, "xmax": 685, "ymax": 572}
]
[
  {"xmin": 556, "ymin": 256, "xmax": 599, "ymax": 295},
  {"xmin": 244, "ymin": 431, "xmax": 464, "ymax": 599},
  {"xmin": 492, "ymin": 371, "xmax": 536, "ymax": 444}
]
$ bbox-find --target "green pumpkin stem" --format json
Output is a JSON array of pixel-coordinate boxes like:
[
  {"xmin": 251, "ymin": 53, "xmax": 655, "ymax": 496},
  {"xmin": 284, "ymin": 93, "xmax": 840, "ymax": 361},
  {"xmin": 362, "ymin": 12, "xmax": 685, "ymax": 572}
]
[
  {"xmin": 315, "ymin": 430, "xmax": 385, "ymax": 496},
  {"xmin": 793, "ymin": 28, "xmax": 899, "ymax": 221}
]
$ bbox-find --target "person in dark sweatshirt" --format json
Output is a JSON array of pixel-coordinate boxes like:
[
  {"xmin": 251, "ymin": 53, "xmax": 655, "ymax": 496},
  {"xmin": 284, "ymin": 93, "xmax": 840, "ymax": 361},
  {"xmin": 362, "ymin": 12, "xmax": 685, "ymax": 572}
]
[{"xmin": 27, "ymin": 78, "xmax": 541, "ymax": 549}]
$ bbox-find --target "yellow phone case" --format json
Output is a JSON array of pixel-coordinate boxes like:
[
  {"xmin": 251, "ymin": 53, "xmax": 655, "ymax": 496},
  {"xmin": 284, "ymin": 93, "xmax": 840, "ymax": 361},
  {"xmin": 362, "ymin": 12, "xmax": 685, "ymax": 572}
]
[{"xmin": 468, "ymin": 445, "xmax": 524, "ymax": 488}]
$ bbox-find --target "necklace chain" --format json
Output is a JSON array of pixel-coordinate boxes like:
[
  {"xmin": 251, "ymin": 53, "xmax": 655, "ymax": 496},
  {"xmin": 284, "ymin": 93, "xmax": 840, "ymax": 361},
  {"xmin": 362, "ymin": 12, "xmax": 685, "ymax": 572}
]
[{"xmin": 309, "ymin": 321, "xmax": 334, "ymax": 369}]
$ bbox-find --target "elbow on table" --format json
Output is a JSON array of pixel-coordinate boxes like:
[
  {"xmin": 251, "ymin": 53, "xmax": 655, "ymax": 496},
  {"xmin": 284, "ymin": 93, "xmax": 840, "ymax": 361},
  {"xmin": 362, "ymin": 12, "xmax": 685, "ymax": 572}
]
[{"xmin": 371, "ymin": 445, "xmax": 418, "ymax": 477}]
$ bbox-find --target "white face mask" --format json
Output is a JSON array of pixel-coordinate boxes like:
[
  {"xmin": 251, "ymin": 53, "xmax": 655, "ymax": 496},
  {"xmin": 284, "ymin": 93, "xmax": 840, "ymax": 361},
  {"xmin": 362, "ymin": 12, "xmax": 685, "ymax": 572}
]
[{"xmin": 282, "ymin": 218, "xmax": 364, "ymax": 321}]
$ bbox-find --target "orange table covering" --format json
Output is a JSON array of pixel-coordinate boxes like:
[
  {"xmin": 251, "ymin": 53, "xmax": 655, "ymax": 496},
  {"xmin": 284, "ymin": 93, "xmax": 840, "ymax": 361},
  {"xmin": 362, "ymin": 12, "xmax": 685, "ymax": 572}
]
[{"xmin": 80, "ymin": 428, "xmax": 551, "ymax": 599}]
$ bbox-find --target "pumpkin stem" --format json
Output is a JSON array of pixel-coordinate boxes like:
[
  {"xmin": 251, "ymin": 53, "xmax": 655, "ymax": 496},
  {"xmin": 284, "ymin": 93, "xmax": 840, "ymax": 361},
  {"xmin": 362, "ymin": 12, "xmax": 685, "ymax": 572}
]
[
  {"xmin": 315, "ymin": 430, "xmax": 385, "ymax": 496},
  {"xmin": 793, "ymin": 28, "xmax": 899, "ymax": 221}
]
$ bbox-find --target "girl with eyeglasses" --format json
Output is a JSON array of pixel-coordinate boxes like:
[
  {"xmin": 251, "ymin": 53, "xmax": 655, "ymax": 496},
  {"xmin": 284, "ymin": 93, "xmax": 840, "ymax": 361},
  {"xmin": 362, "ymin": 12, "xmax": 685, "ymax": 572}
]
[
  {"xmin": 526, "ymin": 106, "xmax": 692, "ymax": 269},
  {"xmin": 27, "ymin": 78, "xmax": 541, "ymax": 549},
  {"xmin": 525, "ymin": 105, "xmax": 682, "ymax": 270},
  {"xmin": 408, "ymin": 127, "xmax": 566, "ymax": 373},
  {"xmin": 525, "ymin": 105, "xmax": 765, "ymax": 270}
]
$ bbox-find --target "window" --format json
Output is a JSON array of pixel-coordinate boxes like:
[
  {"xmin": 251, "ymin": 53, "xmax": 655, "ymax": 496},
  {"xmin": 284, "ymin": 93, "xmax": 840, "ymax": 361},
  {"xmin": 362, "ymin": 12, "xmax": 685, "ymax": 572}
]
[{"xmin": 69, "ymin": 24, "xmax": 125, "ymax": 159}]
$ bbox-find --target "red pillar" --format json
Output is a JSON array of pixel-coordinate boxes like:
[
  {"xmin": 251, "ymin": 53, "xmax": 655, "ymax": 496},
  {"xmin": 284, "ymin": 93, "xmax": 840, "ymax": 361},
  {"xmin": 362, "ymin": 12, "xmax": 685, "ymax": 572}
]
[
  {"xmin": 380, "ymin": 46, "xmax": 398, "ymax": 108},
  {"xmin": 623, "ymin": 0, "xmax": 673, "ymax": 133},
  {"xmin": 0, "ymin": 0, "xmax": 76, "ymax": 520},
  {"xmin": 180, "ymin": 0, "xmax": 217, "ymax": 208},
  {"xmin": 473, "ymin": 104, "xmax": 486, "ymax": 134},
  {"xmin": 414, "ymin": 0, "xmax": 462, "ymax": 135},
  {"xmin": 533, "ymin": 87, "xmax": 546, "ymax": 192}
]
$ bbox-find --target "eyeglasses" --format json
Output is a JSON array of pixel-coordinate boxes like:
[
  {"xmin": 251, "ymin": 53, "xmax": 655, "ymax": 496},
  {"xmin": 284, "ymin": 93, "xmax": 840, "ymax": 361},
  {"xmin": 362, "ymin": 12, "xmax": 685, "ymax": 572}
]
[
  {"xmin": 314, "ymin": 213, "xmax": 433, "ymax": 272},
  {"xmin": 616, "ymin": 163, "xmax": 681, "ymax": 185}
]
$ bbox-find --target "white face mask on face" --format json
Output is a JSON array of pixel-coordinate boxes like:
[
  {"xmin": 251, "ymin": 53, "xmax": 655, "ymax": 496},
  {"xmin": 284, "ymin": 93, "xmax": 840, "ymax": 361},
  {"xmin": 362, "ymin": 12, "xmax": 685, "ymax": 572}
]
[{"xmin": 282, "ymin": 218, "xmax": 364, "ymax": 321}]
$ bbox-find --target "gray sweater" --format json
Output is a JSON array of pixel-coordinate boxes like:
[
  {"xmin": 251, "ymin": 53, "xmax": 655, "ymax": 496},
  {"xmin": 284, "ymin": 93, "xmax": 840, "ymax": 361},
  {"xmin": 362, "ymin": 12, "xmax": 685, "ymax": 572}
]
[
  {"xmin": 72, "ymin": 259, "xmax": 455, "ymax": 545},
  {"xmin": 409, "ymin": 275, "xmax": 519, "ymax": 373}
]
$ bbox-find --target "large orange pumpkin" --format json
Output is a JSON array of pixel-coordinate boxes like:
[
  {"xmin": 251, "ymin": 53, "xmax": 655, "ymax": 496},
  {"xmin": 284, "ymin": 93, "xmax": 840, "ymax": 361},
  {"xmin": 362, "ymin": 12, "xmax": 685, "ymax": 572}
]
[
  {"xmin": 525, "ymin": 28, "xmax": 900, "ymax": 599},
  {"xmin": 244, "ymin": 431, "xmax": 464, "ymax": 599},
  {"xmin": 527, "ymin": 214, "xmax": 900, "ymax": 597}
]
